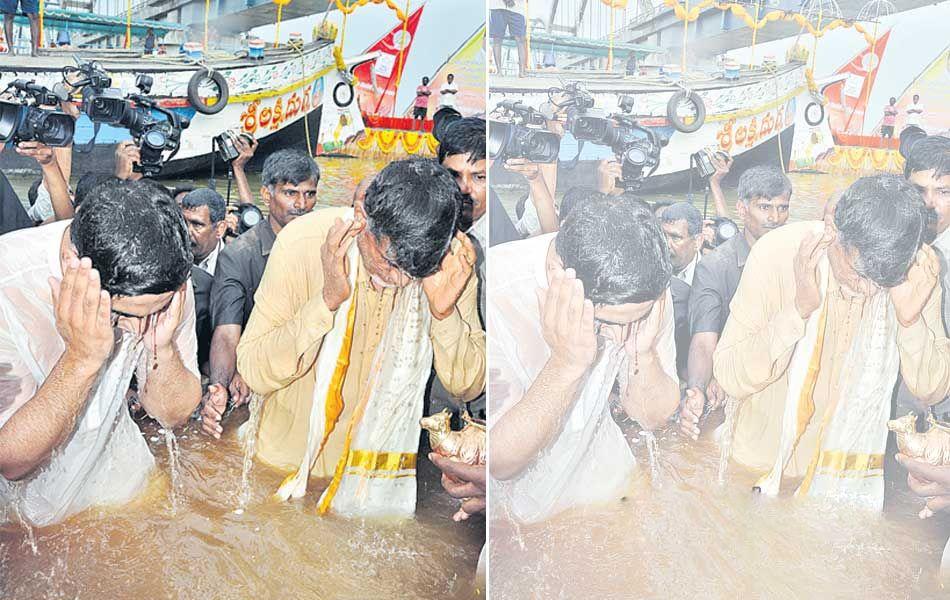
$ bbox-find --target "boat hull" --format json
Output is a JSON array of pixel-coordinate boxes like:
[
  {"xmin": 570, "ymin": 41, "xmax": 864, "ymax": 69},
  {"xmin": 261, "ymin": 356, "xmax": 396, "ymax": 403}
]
[{"xmin": 489, "ymin": 64, "xmax": 808, "ymax": 189}]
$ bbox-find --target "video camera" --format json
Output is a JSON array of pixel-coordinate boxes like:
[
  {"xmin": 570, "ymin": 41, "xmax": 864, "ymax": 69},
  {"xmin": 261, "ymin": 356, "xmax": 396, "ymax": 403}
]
[
  {"xmin": 566, "ymin": 94, "xmax": 667, "ymax": 190},
  {"xmin": 431, "ymin": 106, "xmax": 463, "ymax": 143},
  {"xmin": 213, "ymin": 130, "xmax": 255, "ymax": 163},
  {"xmin": 0, "ymin": 79, "xmax": 75, "ymax": 147},
  {"xmin": 489, "ymin": 99, "xmax": 561, "ymax": 163},
  {"xmin": 690, "ymin": 147, "xmax": 730, "ymax": 179},
  {"xmin": 67, "ymin": 61, "xmax": 190, "ymax": 177}
]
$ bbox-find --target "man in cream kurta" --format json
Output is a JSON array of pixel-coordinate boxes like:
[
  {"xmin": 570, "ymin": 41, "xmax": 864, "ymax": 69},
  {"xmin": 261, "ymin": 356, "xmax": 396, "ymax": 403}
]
[
  {"xmin": 237, "ymin": 190, "xmax": 485, "ymax": 476},
  {"xmin": 714, "ymin": 212, "xmax": 950, "ymax": 482}
]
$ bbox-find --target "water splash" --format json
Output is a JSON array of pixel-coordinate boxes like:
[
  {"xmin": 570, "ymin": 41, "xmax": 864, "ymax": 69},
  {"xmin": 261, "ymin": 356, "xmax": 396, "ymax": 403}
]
[
  {"xmin": 163, "ymin": 428, "xmax": 181, "ymax": 513},
  {"xmin": 10, "ymin": 483, "xmax": 38, "ymax": 556},
  {"xmin": 717, "ymin": 397, "xmax": 740, "ymax": 485},
  {"xmin": 237, "ymin": 394, "xmax": 263, "ymax": 511},
  {"xmin": 640, "ymin": 430, "xmax": 660, "ymax": 486}
]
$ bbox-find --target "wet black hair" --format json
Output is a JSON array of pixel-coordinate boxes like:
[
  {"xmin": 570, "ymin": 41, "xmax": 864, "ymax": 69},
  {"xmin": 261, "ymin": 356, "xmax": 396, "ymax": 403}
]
[
  {"xmin": 559, "ymin": 187, "xmax": 603, "ymax": 224},
  {"xmin": 556, "ymin": 195, "xmax": 672, "ymax": 305},
  {"xmin": 181, "ymin": 188, "xmax": 226, "ymax": 223},
  {"xmin": 437, "ymin": 117, "xmax": 486, "ymax": 165},
  {"xmin": 73, "ymin": 172, "xmax": 120, "ymax": 208},
  {"xmin": 904, "ymin": 135, "xmax": 950, "ymax": 180},
  {"xmin": 363, "ymin": 158, "xmax": 458, "ymax": 279},
  {"xmin": 834, "ymin": 175, "xmax": 925, "ymax": 288},
  {"xmin": 261, "ymin": 148, "xmax": 320, "ymax": 191},
  {"xmin": 70, "ymin": 179, "xmax": 193, "ymax": 297}
]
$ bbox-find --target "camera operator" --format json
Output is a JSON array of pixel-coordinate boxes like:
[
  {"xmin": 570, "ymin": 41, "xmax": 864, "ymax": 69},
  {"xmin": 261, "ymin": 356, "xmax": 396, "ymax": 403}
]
[
  {"xmin": 0, "ymin": 140, "xmax": 73, "ymax": 235},
  {"xmin": 200, "ymin": 149, "xmax": 320, "ymax": 439},
  {"xmin": 682, "ymin": 166, "xmax": 792, "ymax": 438},
  {"xmin": 230, "ymin": 134, "xmax": 259, "ymax": 206}
]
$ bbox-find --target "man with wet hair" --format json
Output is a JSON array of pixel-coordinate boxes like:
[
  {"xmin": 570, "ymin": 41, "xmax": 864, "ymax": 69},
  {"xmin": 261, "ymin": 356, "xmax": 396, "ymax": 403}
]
[
  {"xmin": 683, "ymin": 165, "xmax": 792, "ymax": 439},
  {"xmin": 201, "ymin": 148, "xmax": 320, "ymax": 437},
  {"xmin": 235, "ymin": 159, "xmax": 484, "ymax": 488},
  {"xmin": 0, "ymin": 179, "xmax": 200, "ymax": 526},
  {"xmin": 489, "ymin": 196, "xmax": 682, "ymax": 523},
  {"xmin": 713, "ymin": 175, "xmax": 950, "ymax": 510}
]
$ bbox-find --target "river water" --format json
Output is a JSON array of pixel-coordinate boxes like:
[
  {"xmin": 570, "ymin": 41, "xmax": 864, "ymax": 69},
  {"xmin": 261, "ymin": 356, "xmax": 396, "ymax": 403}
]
[
  {"xmin": 490, "ymin": 170, "xmax": 950, "ymax": 598},
  {"xmin": 0, "ymin": 157, "xmax": 484, "ymax": 600}
]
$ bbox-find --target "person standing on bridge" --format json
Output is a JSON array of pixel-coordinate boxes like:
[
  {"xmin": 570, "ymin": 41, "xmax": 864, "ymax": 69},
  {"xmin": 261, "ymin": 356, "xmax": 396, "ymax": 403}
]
[
  {"xmin": 490, "ymin": 0, "xmax": 528, "ymax": 78},
  {"xmin": 1, "ymin": 0, "xmax": 39, "ymax": 56}
]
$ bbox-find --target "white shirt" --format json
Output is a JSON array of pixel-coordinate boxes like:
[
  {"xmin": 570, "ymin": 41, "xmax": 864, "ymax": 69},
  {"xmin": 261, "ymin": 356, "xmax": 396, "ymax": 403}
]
[
  {"xmin": 488, "ymin": 233, "xmax": 677, "ymax": 522},
  {"xmin": 0, "ymin": 220, "xmax": 200, "ymax": 526},
  {"xmin": 439, "ymin": 81, "xmax": 459, "ymax": 108},
  {"xmin": 490, "ymin": 0, "xmax": 526, "ymax": 12},
  {"xmin": 197, "ymin": 238, "xmax": 224, "ymax": 275},
  {"xmin": 906, "ymin": 101, "xmax": 925, "ymax": 127},
  {"xmin": 675, "ymin": 251, "xmax": 701, "ymax": 287},
  {"xmin": 26, "ymin": 181, "xmax": 54, "ymax": 223}
]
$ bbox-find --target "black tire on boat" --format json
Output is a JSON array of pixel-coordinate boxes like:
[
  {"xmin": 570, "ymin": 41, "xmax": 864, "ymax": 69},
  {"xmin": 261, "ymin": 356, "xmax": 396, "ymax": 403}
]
[
  {"xmin": 804, "ymin": 101, "xmax": 825, "ymax": 127},
  {"xmin": 667, "ymin": 90, "xmax": 705, "ymax": 133},
  {"xmin": 188, "ymin": 69, "xmax": 229, "ymax": 115},
  {"xmin": 333, "ymin": 81, "xmax": 355, "ymax": 107}
]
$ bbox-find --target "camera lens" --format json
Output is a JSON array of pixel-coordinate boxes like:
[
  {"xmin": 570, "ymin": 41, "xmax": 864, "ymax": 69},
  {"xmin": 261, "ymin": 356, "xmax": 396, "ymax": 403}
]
[
  {"xmin": 488, "ymin": 121, "xmax": 512, "ymax": 159},
  {"xmin": 0, "ymin": 101, "xmax": 23, "ymax": 143},
  {"xmin": 432, "ymin": 107, "xmax": 462, "ymax": 143},
  {"xmin": 143, "ymin": 129, "xmax": 167, "ymax": 150},
  {"xmin": 624, "ymin": 145, "xmax": 648, "ymax": 166},
  {"xmin": 33, "ymin": 110, "xmax": 75, "ymax": 147}
]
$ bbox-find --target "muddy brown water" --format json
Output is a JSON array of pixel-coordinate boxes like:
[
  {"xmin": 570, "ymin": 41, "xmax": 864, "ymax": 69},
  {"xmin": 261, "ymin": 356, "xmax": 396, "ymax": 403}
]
[
  {"xmin": 489, "ymin": 418, "xmax": 950, "ymax": 599},
  {"xmin": 1, "ymin": 414, "xmax": 485, "ymax": 599}
]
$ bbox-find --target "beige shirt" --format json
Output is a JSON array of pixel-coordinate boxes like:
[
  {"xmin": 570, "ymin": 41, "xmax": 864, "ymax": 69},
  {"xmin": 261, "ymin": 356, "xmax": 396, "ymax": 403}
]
[
  {"xmin": 714, "ymin": 221, "xmax": 950, "ymax": 477},
  {"xmin": 236, "ymin": 207, "xmax": 485, "ymax": 475}
]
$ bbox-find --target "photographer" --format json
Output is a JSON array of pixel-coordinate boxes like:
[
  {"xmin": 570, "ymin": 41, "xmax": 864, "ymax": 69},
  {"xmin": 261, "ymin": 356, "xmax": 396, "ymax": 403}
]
[
  {"xmin": 683, "ymin": 166, "xmax": 792, "ymax": 437},
  {"xmin": 201, "ymin": 149, "xmax": 320, "ymax": 438},
  {"xmin": 0, "ymin": 140, "xmax": 73, "ymax": 234}
]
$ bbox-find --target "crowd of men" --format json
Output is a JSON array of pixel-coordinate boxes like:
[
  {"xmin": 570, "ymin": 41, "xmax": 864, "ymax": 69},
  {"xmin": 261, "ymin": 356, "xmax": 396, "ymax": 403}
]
[
  {"xmin": 488, "ymin": 122, "xmax": 950, "ymax": 522},
  {"xmin": 0, "ymin": 113, "xmax": 487, "ymax": 528}
]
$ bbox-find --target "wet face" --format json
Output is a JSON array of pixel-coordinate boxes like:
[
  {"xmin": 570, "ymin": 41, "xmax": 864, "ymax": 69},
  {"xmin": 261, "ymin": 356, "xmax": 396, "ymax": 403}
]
[
  {"xmin": 111, "ymin": 290, "xmax": 178, "ymax": 336},
  {"xmin": 182, "ymin": 205, "xmax": 224, "ymax": 263},
  {"xmin": 357, "ymin": 230, "xmax": 412, "ymax": 289},
  {"xmin": 737, "ymin": 192, "xmax": 791, "ymax": 241},
  {"xmin": 442, "ymin": 153, "xmax": 487, "ymax": 227},
  {"xmin": 661, "ymin": 219, "xmax": 700, "ymax": 274},
  {"xmin": 827, "ymin": 239, "xmax": 881, "ymax": 297},
  {"xmin": 909, "ymin": 169, "xmax": 950, "ymax": 237},
  {"xmin": 262, "ymin": 179, "xmax": 319, "ymax": 229}
]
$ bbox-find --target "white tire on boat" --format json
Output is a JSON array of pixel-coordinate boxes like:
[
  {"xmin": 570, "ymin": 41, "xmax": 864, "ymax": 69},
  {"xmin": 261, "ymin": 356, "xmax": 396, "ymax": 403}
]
[{"xmin": 667, "ymin": 90, "xmax": 706, "ymax": 134}]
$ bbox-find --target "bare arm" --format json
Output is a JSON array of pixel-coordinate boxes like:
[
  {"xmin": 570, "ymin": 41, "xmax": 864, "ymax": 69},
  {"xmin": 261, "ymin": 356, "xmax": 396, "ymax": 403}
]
[
  {"xmin": 0, "ymin": 258, "xmax": 114, "ymax": 480},
  {"xmin": 0, "ymin": 353, "xmax": 99, "ymax": 480},
  {"xmin": 209, "ymin": 324, "xmax": 241, "ymax": 389},
  {"xmin": 230, "ymin": 136, "xmax": 258, "ymax": 205},
  {"xmin": 687, "ymin": 331, "xmax": 718, "ymax": 393},
  {"xmin": 621, "ymin": 350, "xmax": 679, "ymax": 429},
  {"xmin": 490, "ymin": 359, "xmax": 586, "ymax": 481},
  {"xmin": 708, "ymin": 154, "xmax": 733, "ymax": 218},
  {"xmin": 490, "ymin": 267, "xmax": 597, "ymax": 480},
  {"xmin": 137, "ymin": 287, "xmax": 201, "ymax": 427},
  {"xmin": 14, "ymin": 143, "xmax": 73, "ymax": 221}
]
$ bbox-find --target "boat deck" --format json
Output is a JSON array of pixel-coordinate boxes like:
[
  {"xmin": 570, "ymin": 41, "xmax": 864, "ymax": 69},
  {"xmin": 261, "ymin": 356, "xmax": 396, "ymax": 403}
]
[
  {"xmin": 490, "ymin": 62, "xmax": 802, "ymax": 94},
  {"xmin": 0, "ymin": 39, "xmax": 335, "ymax": 73}
]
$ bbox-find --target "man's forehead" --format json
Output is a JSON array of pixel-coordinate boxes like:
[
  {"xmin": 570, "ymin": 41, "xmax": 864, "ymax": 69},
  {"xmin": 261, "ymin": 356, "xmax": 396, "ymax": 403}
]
[
  {"xmin": 277, "ymin": 179, "xmax": 318, "ymax": 190},
  {"xmin": 661, "ymin": 219, "xmax": 688, "ymax": 233},
  {"xmin": 910, "ymin": 170, "xmax": 950, "ymax": 188},
  {"xmin": 182, "ymin": 205, "xmax": 211, "ymax": 221},
  {"xmin": 444, "ymin": 154, "xmax": 485, "ymax": 172}
]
